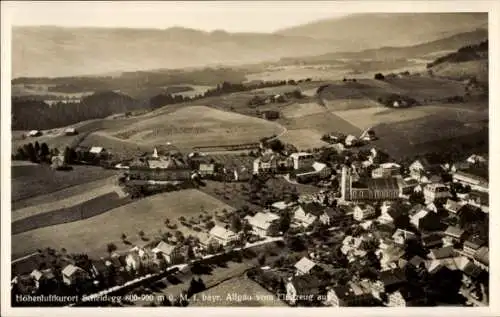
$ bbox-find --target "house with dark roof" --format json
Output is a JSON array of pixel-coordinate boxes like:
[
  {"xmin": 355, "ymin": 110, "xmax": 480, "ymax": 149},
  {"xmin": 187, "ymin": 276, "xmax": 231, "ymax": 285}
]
[
  {"xmin": 387, "ymin": 286, "xmax": 426, "ymax": 307},
  {"xmin": 421, "ymin": 233, "xmax": 444, "ymax": 249},
  {"xmin": 444, "ymin": 199, "xmax": 464, "ymax": 215},
  {"xmin": 285, "ymin": 275, "xmax": 330, "ymax": 306},
  {"xmin": 463, "ymin": 237, "xmax": 485, "ymax": 258},
  {"xmin": 409, "ymin": 157, "xmax": 443, "ymax": 181},
  {"xmin": 467, "ymin": 191, "xmax": 489, "ymax": 213},
  {"xmin": 372, "ymin": 268, "xmax": 407, "ymax": 295},
  {"xmin": 443, "ymin": 226, "xmax": 465, "ymax": 246},
  {"xmin": 292, "ymin": 202, "xmax": 324, "ymax": 228},
  {"xmin": 452, "ymin": 167, "xmax": 488, "ymax": 193},
  {"xmin": 473, "ymin": 246, "xmax": 489, "ymax": 271},
  {"xmin": 428, "ymin": 246, "xmax": 455, "ymax": 260},
  {"xmin": 325, "ymin": 282, "xmax": 378, "ymax": 307}
]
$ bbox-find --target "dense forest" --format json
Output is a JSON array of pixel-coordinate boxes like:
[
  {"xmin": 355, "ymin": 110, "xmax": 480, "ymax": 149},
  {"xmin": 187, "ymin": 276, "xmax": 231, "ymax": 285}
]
[
  {"xmin": 12, "ymin": 68, "xmax": 248, "ymax": 93},
  {"xmin": 12, "ymin": 91, "xmax": 144, "ymax": 130}
]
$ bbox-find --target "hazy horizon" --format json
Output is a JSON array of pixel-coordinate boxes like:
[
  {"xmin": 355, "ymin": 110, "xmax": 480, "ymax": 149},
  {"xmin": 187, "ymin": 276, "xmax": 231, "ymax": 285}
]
[{"xmin": 5, "ymin": 1, "xmax": 351, "ymax": 33}]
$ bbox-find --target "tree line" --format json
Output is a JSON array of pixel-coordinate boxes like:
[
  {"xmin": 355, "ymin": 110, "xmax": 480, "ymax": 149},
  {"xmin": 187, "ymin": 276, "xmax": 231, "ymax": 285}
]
[
  {"xmin": 426, "ymin": 40, "xmax": 488, "ymax": 69},
  {"xmin": 12, "ymin": 91, "xmax": 144, "ymax": 130}
]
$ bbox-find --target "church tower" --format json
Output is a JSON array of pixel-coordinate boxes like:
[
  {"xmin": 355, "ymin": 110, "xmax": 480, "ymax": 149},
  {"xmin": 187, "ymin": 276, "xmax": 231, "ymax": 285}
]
[{"xmin": 341, "ymin": 165, "xmax": 352, "ymax": 201}]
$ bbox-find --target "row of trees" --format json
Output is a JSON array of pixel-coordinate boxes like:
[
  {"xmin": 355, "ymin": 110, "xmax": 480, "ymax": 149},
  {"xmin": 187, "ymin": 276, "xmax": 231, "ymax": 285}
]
[{"xmin": 13, "ymin": 141, "xmax": 53, "ymax": 163}]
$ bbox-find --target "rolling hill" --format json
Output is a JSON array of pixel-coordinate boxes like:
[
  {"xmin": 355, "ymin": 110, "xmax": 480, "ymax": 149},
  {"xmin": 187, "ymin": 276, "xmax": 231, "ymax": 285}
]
[
  {"xmin": 281, "ymin": 28, "xmax": 488, "ymax": 63},
  {"xmin": 275, "ymin": 12, "xmax": 487, "ymax": 50},
  {"xmin": 12, "ymin": 26, "xmax": 339, "ymax": 78},
  {"xmin": 12, "ymin": 13, "xmax": 487, "ymax": 78}
]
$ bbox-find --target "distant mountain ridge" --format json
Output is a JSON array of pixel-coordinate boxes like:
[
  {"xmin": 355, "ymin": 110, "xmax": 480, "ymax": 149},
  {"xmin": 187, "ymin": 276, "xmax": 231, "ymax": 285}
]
[
  {"xmin": 12, "ymin": 13, "xmax": 487, "ymax": 78},
  {"xmin": 275, "ymin": 12, "xmax": 487, "ymax": 50},
  {"xmin": 280, "ymin": 28, "xmax": 488, "ymax": 63}
]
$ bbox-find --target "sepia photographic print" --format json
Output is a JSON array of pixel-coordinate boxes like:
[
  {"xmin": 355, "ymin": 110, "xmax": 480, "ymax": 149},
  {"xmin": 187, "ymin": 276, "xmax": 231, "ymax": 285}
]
[{"xmin": 1, "ymin": 1, "xmax": 499, "ymax": 316}]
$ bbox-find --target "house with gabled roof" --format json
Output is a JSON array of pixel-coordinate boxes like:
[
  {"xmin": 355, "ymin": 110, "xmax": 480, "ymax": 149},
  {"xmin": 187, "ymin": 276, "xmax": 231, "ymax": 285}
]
[
  {"xmin": 209, "ymin": 225, "xmax": 239, "ymax": 246},
  {"xmin": 428, "ymin": 246, "xmax": 455, "ymax": 260},
  {"xmin": 294, "ymin": 257, "xmax": 318, "ymax": 276},
  {"xmin": 244, "ymin": 212, "xmax": 280, "ymax": 237},
  {"xmin": 473, "ymin": 246, "xmax": 489, "ymax": 271},
  {"xmin": 292, "ymin": 202, "xmax": 323, "ymax": 228},
  {"xmin": 62, "ymin": 264, "xmax": 90, "ymax": 286},
  {"xmin": 443, "ymin": 226, "xmax": 465, "ymax": 246},
  {"xmin": 463, "ymin": 237, "xmax": 485, "ymax": 258},
  {"xmin": 452, "ymin": 168, "xmax": 489, "ymax": 193},
  {"xmin": 392, "ymin": 229, "xmax": 417, "ymax": 245},
  {"xmin": 387, "ymin": 286, "xmax": 426, "ymax": 307},
  {"xmin": 285, "ymin": 275, "xmax": 330, "ymax": 306},
  {"xmin": 444, "ymin": 199, "xmax": 464, "ymax": 215},
  {"xmin": 152, "ymin": 241, "xmax": 184, "ymax": 264}
]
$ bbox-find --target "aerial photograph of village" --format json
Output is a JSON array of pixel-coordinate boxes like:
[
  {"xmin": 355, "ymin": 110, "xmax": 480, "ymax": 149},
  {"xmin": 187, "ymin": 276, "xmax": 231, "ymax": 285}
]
[{"xmin": 6, "ymin": 2, "xmax": 491, "ymax": 310}]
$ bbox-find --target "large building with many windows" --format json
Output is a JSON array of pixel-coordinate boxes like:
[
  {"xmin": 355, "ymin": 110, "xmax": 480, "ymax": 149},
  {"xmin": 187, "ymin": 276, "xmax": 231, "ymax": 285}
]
[{"xmin": 341, "ymin": 166, "xmax": 400, "ymax": 201}]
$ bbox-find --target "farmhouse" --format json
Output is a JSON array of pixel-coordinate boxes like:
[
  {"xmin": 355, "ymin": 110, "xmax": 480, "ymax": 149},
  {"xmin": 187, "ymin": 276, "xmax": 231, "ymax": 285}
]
[
  {"xmin": 345, "ymin": 135, "xmax": 358, "ymax": 147},
  {"xmin": 466, "ymin": 154, "xmax": 487, "ymax": 165},
  {"xmin": 409, "ymin": 158, "xmax": 443, "ymax": 181},
  {"xmin": 443, "ymin": 226, "xmax": 465, "ymax": 246},
  {"xmin": 64, "ymin": 127, "xmax": 78, "ymax": 135},
  {"xmin": 285, "ymin": 275, "xmax": 329, "ymax": 306},
  {"xmin": 244, "ymin": 212, "xmax": 280, "ymax": 237},
  {"xmin": 198, "ymin": 163, "xmax": 216, "ymax": 177},
  {"xmin": 293, "ymin": 162, "xmax": 332, "ymax": 183},
  {"xmin": 325, "ymin": 282, "xmax": 376, "ymax": 307},
  {"xmin": 292, "ymin": 202, "xmax": 323, "ymax": 228},
  {"xmin": 89, "ymin": 146, "xmax": 106, "ymax": 155},
  {"xmin": 27, "ymin": 130, "xmax": 42, "ymax": 137},
  {"xmin": 452, "ymin": 168, "xmax": 488, "ymax": 193},
  {"xmin": 62, "ymin": 264, "xmax": 90, "ymax": 286},
  {"xmin": 209, "ymin": 226, "xmax": 239, "ymax": 246},
  {"xmin": 152, "ymin": 241, "xmax": 184, "ymax": 264},
  {"xmin": 253, "ymin": 153, "xmax": 278, "ymax": 174},
  {"xmin": 290, "ymin": 152, "xmax": 315, "ymax": 170},
  {"xmin": 341, "ymin": 166, "xmax": 400, "ymax": 201},
  {"xmin": 128, "ymin": 155, "xmax": 192, "ymax": 182}
]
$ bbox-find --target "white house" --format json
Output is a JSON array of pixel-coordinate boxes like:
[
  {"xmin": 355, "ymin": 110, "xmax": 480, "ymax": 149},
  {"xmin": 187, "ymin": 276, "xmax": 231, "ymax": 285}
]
[
  {"xmin": 345, "ymin": 135, "xmax": 358, "ymax": 147},
  {"xmin": 89, "ymin": 146, "xmax": 106, "ymax": 155},
  {"xmin": 290, "ymin": 152, "xmax": 315, "ymax": 170},
  {"xmin": 353, "ymin": 204, "xmax": 376, "ymax": 221},
  {"xmin": 423, "ymin": 183, "xmax": 451, "ymax": 203},
  {"xmin": 292, "ymin": 203, "xmax": 323, "ymax": 228},
  {"xmin": 152, "ymin": 241, "xmax": 183, "ymax": 264},
  {"xmin": 27, "ymin": 130, "xmax": 42, "ymax": 137},
  {"xmin": 209, "ymin": 226, "xmax": 239, "ymax": 246},
  {"xmin": 244, "ymin": 212, "xmax": 280, "ymax": 236},
  {"xmin": 294, "ymin": 257, "xmax": 317, "ymax": 276},
  {"xmin": 62, "ymin": 264, "xmax": 89, "ymax": 286}
]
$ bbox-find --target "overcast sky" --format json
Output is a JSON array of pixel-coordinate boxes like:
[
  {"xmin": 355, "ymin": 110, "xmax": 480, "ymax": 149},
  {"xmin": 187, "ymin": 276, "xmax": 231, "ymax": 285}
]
[{"xmin": 4, "ymin": 1, "xmax": 352, "ymax": 33}]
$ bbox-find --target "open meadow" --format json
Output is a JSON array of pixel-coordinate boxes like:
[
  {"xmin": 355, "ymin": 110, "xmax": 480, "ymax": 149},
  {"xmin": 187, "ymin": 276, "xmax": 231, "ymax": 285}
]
[
  {"xmin": 11, "ymin": 164, "xmax": 119, "ymax": 204},
  {"xmin": 104, "ymin": 105, "xmax": 285, "ymax": 151},
  {"xmin": 11, "ymin": 189, "xmax": 234, "ymax": 259}
]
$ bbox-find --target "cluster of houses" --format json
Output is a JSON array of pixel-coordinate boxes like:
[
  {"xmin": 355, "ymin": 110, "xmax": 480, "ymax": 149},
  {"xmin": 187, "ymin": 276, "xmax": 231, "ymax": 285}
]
[{"xmin": 246, "ymin": 152, "xmax": 489, "ymax": 307}]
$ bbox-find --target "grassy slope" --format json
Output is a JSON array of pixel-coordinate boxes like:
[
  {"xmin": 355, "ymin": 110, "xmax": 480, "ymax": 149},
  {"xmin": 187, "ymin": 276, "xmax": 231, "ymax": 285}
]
[
  {"xmin": 12, "ymin": 189, "xmax": 233, "ymax": 259},
  {"xmin": 11, "ymin": 165, "xmax": 119, "ymax": 203}
]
